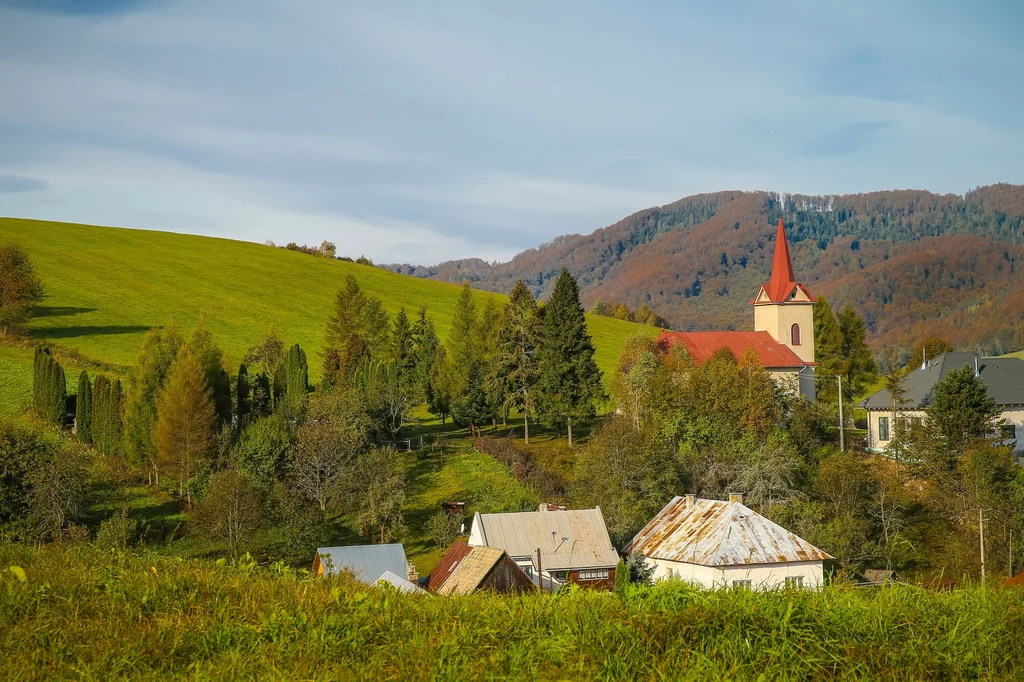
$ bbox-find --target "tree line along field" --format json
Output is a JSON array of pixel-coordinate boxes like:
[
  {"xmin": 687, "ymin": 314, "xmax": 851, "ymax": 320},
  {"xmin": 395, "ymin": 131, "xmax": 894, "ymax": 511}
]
[
  {"xmin": 2, "ymin": 543, "xmax": 1022, "ymax": 680},
  {"xmin": 0, "ymin": 217, "xmax": 651, "ymax": 416}
]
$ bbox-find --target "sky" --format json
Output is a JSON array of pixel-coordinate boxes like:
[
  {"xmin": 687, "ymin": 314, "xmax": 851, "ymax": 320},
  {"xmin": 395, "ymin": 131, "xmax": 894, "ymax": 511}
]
[{"xmin": 1, "ymin": 1, "xmax": 1022, "ymax": 265}]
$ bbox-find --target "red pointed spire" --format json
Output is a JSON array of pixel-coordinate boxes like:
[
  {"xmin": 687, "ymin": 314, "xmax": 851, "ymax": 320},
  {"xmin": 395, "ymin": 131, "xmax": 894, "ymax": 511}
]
[
  {"xmin": 750, "ymin": 217, "xmax": 814, "ymax": 305},
  {"xmin": 767, "ymin": 217, "xmax": 796, "ymax": 301}
]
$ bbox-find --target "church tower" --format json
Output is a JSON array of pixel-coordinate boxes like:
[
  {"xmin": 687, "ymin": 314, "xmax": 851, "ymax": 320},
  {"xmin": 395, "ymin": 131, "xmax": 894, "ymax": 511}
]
[{"xmin": 751, "ymin": 218, "xmax": 816, "ymax": 363}]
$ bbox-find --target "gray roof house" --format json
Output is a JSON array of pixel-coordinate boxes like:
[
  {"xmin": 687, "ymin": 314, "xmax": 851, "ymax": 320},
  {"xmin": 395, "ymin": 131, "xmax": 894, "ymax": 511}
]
[
  {"xmin": 860, "ymin": 352, "xmax": 1024, "ymax": 456},
  {"xmin": 467, "ymin": 505, "xmax": 620, "ymax": 590},
  {"xmin": 314, "ymin": 544, "xmax": 417, "ymax": 585}
]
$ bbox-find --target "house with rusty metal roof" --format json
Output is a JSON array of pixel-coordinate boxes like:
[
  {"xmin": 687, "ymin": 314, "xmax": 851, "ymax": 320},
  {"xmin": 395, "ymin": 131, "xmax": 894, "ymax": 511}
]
[
  {"xmin": 625, "ymin": 494, "xmax": 831, "ymax": 590},
  {"xmin": 427, "ymin": 542, "xmax": 536, "ymax": 595},
  {"xmin": 468, "ymin": 505, "xmax": 620, "ymax": 590},
  {"xmin": 658, "ymin": 218, "xmax": 817, "ymax": 400},
  {"xmin": 860, "ymin": 352, "xmax": 1024, "ymax": 457}
]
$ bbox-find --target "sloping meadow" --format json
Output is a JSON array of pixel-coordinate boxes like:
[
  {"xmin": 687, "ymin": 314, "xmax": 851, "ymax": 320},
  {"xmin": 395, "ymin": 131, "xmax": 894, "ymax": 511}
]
[{"xmin": 2, "ymin": 544, "xmax": 1022, "ymax": 680}]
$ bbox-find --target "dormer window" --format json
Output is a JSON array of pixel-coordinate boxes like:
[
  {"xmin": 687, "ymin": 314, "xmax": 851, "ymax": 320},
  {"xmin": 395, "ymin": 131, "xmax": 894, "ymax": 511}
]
[{"xmin": 791, "ymin": 323, "xmax": 801, "ymax": 346}]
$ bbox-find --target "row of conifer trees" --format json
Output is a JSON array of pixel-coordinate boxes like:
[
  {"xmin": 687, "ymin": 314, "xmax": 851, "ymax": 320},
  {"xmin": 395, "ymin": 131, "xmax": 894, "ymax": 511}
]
[{"xmin": 31, "ymin": 346, "xmax": 124, "ymax": 455}]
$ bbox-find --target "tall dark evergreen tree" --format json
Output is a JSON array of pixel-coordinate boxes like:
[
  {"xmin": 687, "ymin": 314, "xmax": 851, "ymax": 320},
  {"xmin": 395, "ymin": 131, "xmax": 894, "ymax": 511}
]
[
  {"xmin": 47, "ymin": 356, "xmax": 67, "ymax": 427},
  {"xmin": 536, "ymin": 269, "xmax": 605, "ymax": 447},
  {"xmin": 488, "ymin": 280, "xmax": 541, "ymax": 443},
  {"xmin": 236, "ymin": 363, "xmax": 251, "ymax": 427},
  {"xmin": 813, "ymin": 295, "xmax": 845, "ymax": 403},
  {"xmin": 838, "ymin": 303, "xmax": 877, "ymax": 398},
  {"xmin": 391, "ymin": 307, "xmax": 415, "ymax": 377},
  {"xmin": 279, "ymin": 344, "xmax": 309, "ymax": 417},
  {"xmin": 926, "ymin": 364, "xmax": 1001, "ymax": 456},
  {"xmin": 410, "ymin": 308, "xmax": 440, "ymax": 405},
  {"xmin": 188, "ymin": 324, "xmax": 233, "ymax": 425},
  {"xmin": 451, "ymin": 362, "xmax": 492, "ymax": 437},
  {"xmin": 76, "ymin": 371, "xmax": 93, "ymax": 444}
]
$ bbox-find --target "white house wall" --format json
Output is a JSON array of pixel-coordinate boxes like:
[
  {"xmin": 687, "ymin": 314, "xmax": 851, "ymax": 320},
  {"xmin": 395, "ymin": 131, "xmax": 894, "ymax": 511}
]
[
  {"xmin": 649, "ymin": 558, "xmax": 825, "ymax": 589},
  {"xmin": 867, "ymin": 408, "xmax": 1024, "ymax": 453}
]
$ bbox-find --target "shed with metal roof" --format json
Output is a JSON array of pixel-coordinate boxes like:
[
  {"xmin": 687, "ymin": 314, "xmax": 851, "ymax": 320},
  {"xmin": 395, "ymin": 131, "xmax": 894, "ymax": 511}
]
[
  {"xmin": 626, "ymin": 494, "xmax": 830, "ymax": 590},
  {"xmin": 313, "ymin": 544, "xmax": 412, "ymax": 585}
]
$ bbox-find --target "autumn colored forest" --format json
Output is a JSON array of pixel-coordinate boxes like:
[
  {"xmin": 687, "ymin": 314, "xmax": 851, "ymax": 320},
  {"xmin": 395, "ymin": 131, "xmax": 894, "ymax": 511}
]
[{"xmin": 388, "ymin": 184, "xmax": 1024, "ymax": 358}]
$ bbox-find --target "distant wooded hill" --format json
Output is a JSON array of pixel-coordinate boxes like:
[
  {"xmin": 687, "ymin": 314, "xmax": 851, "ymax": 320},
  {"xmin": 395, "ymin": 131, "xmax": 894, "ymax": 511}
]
[{"xmin": 385, "ymin": 184, "xmax": 1024, "ymax": 356}]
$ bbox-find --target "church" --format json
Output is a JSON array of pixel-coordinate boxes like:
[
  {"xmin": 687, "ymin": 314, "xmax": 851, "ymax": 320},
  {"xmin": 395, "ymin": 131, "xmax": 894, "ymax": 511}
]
[{"xmin": 657, "ymin": 218, "xmax": 817, "ymax": 400}]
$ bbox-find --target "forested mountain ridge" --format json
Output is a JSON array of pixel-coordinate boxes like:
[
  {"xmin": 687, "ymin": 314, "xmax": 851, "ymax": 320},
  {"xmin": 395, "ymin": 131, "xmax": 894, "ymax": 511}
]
[{"xmin": 385, "ymin": 184, "xmax": 1024, "ymax": 355}]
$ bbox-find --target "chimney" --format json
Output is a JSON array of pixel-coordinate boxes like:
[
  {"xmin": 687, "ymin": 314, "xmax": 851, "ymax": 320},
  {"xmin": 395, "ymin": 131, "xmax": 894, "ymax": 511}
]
[
  {"xmin": 975, "ymin": 357, "xmax": 981, "ymax": 378},
  {"xmin": 921, "ymin": 348, "xmax": 927, "ymax": 371},
  {"xmin": 728, "ymin": 493, "xmax": 744, "ymax": 505},
  {"xmin": 685, "ymin": 494, "xmax": 696, "ymax": 509},
  {"xmin": 407, "ymin": 562, "xmax": 419, "ymax": 584}
]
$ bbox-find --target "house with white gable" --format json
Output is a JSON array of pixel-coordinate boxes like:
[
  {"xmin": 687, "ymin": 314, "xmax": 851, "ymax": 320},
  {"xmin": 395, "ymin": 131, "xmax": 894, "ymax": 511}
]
[{"xmin": 625, "ymin": 494, "xmax": 831, "ymax": 590}]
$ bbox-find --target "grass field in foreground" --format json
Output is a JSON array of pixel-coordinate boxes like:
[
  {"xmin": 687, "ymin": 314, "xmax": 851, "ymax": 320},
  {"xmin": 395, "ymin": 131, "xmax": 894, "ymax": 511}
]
[
  {"xmin": 2, "ymin": 543, "xmax": 1022, "ymax": 680},
  {"xmin": 0, "ymin": 217, "xmax": 652, "ymax": 413}
]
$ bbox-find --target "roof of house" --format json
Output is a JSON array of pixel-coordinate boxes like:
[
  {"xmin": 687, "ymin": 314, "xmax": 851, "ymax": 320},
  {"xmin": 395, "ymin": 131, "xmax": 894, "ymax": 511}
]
[
  {"xmin": 751, "ymin": 218, "xmax": 816, "ymax": 305},
  {"xmin": 377, "ymin": 570, "xmax": 428, "ymax": 594},
  {"xmin": 861, "ymin": 352, "xmax": 1024, "ymax": 409},
  {"xmin": 426, "ymin": 541, "xmax": 474, "ymax": 592},
  {"xmin": 862, "ymin": 569, "xmax": 901, "ymax": 584},
  {"xmin": 657, "ymin": 330, "xmax": 811, "ymax": 368},
  {"xmin": 436, "ymin": 546, "xmax": 507, "ymax": 596},
  {"xmin": 470, "ymin": 507, "xmax": 619, "ymax": 570},
  {"xmin": 1002, "ymin": 572, "xmax": 1024, "ymax": 589},
  {"xmin": 316, "ymin": 544, "xmax": 408, "ymax": 584},
  {"xmin": 625, "ymin": 496, "xmax": 831, "ymax": 567}
]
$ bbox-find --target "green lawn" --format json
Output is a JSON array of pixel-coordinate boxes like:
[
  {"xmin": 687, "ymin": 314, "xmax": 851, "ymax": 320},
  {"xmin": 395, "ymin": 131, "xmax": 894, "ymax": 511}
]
[{"xmin": 0, "ymin": 218, "xmax": 653, "ymax": 412}]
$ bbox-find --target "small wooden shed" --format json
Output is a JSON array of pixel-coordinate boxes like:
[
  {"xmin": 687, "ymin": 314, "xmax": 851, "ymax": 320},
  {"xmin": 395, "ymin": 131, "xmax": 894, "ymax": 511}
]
[{"xmin": 428, "ymin": 542, "xmax": 536, "ymax": 595}]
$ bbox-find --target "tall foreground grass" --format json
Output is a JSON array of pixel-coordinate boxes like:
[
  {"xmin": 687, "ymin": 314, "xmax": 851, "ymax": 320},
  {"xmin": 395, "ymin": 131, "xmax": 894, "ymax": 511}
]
[{"xmin": 2, "ymin": 544, "xmax": 1022, "ymax": 681}]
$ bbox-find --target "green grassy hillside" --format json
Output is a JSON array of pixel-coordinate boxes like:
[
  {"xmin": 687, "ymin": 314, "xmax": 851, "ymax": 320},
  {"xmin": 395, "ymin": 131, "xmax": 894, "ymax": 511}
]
[{"xmin": 0, "ymin": 218, "xmax": 651, "ymax": 413}]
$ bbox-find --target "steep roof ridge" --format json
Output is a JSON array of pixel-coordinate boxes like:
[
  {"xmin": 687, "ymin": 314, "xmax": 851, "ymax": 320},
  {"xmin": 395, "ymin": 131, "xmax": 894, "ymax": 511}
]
[{"xmin": 768, "ymin": 217, "xmax": 796, "ymax": 300}]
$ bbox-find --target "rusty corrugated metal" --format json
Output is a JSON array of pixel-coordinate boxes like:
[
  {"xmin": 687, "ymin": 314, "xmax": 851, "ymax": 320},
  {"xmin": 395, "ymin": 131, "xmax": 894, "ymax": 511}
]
[
  {"xmin": 427, "ymin": 541, "xmax": 473, "ymax": 593},
  {"xmin": 627, "ymin": 497, "xmax": 831, "ymax": 566},
  {"xmin": 473, "ymin": 508, "xmax": 619, "ymax": 570}
]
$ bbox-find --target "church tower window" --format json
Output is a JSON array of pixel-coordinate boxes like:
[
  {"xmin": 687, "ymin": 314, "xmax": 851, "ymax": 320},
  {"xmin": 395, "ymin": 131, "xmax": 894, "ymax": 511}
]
[{"xmin": 791, "ymin": 323, "xmax": 801, "ymax": 346}]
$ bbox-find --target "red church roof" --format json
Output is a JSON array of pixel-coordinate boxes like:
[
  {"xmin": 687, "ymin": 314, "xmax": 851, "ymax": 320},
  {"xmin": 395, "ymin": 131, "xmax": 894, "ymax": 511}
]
[
  {"xmin": 657, "ymin": 330, "xmax": 811, "ymax": 368},
  {"xmin": 752, "ymin": 218, "xmax": 816, "ymax": 304}
]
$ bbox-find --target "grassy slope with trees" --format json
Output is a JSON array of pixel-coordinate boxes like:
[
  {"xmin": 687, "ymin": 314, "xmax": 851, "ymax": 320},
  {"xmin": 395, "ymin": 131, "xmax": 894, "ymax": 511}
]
[{"xmin": 0, "ymin": 217, "xmax": 649, "ymax": 414}]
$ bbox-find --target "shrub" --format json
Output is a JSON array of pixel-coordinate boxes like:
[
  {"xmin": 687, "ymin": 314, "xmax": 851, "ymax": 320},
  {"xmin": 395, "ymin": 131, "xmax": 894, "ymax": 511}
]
[{"xmin": 95, "ymin": 509, "xmax": 138, "ymax": 551}]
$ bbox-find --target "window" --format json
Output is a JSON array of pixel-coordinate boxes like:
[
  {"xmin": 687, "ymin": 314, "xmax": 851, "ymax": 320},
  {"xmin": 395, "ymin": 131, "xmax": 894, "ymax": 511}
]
[
  {"xmin": 879, "ymin": 416, "xmax": 890, "ymax": 441},
  {"xmin": 791, "ymin": 323, "xmax": 801, "ymax": 346},
  {"xmin": 732, "ymin": 580, "xmax": 752, "ymax": 591},
  {"xmin": 1002, "ymin": 425, "xmax": 1017, "ymax": 440},
  {"xmin": 578, "ymin": 569, "xmax": 609, "ymax": 581},
  {"xmin": 785, "ymin": 576, "xmax": 804, "ymax": 589}
]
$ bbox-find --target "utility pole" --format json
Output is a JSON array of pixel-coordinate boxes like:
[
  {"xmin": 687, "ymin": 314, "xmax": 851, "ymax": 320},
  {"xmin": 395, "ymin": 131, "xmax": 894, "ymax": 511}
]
[
  {"xmin": 837, "ymin": 375, "xmax": 845, "ymax": 452},
  {"xmin": 1010, "ymin": 529, "xmax": 1013, "ymax": 579},
  {"xmin": 979, "ymin": 507, "xmax": 986, "ymax": 584}
]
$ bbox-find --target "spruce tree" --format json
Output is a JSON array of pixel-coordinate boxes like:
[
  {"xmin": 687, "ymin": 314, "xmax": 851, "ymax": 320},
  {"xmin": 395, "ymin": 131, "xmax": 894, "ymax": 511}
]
[
  {"xmin": 445, "ymin": 282, "xmax": 479, "ymax": 398},
  {"xmin": 33, "ymin": 345, "xmax": 49, "ymax": 413},
  {"xmin": 927, "ymin": 364, "xmax": 1001, "ymax": 455},
  {"xmin": 536, "ymin": 269, "xmax": 605, "ymax": 447},
  {"xmin": 813, "ymin": 295, "xmax": 845, "ymax": 402},
  {"xmin": 489, "ymin": 280, "xmax": 541, "ymax": 443},
  {"xmin": 391, "ymin": 307, "xmax": 415, "ymax": 377},
  {"xmin": 410, "ymin": 308, "xmax": 440, "ymax": 405},
  {"xmin": 76, "ymin": 371, "xmax": 93, "ymax": 444},
  {"xmin": 838, "ymin": 304, "xmax": 877, "ymax": 397},
  {"xmin": 451, "ymin": 362, "xmax": 491, "ymax": 438},
  {"xmin": 188, "ymin": 324, "xmax": 233, "ymax": 425}
]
